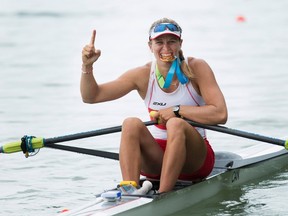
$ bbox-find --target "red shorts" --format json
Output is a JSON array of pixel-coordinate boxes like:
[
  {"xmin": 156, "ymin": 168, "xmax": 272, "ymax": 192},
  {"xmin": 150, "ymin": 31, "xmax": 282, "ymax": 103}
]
[{"xmin": 141, "ymin": 138, "xmax": 215, "ymax": 181}]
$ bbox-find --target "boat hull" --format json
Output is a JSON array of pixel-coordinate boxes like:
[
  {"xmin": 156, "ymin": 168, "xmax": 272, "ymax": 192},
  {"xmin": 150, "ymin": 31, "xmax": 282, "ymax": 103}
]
[{"xmin": 59, "ymin": 144, "xmax": 288, "ymax": 216}]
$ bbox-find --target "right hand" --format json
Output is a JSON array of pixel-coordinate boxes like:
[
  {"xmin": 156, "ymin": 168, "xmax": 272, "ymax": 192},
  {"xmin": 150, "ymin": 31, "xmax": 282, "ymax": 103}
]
[{"xmin": 82, "ymin": 30, "xmax": 101, "ymax": 67}]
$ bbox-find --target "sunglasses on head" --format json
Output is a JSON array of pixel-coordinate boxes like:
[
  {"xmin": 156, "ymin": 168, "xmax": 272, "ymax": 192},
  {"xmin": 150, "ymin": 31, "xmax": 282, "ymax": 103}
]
[{"xmin": 153, "ymin": 23, "xmax": 181, "ymax": 33}]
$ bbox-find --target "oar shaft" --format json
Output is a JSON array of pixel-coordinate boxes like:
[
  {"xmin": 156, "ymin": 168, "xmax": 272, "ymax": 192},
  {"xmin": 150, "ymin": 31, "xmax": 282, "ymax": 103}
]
[
  {"xmin": 45, "ymin": 143, "xmax": 119, "ymax": 160},
  {"xmin": 1, "ymin": 119, "xmax": 287, "ymax": 155},
  {"xmin": 186, "ymin": 120, "xmax": 287, "ymax": 147},
  {"xmin": 0, "ymin": 120, "xmax": 157, "ymax": 154},
  {"xmin": 44, "ymin": 120, "xmax": 156, "ymax": 144}
]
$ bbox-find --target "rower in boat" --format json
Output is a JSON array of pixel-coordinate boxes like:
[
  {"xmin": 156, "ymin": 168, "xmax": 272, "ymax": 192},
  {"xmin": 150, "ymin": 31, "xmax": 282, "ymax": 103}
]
[{"xmin": 80, "ymin": 17, "xmax": 227, "ymax": 194}]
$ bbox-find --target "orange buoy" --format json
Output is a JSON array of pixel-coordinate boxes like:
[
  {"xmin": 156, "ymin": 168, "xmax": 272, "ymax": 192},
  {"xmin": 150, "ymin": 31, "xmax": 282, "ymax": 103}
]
[
  {"xmin": 236, "ymin": 15, "xmax": 246, "ymax": 22},
  {"xmin": 59, "ymin": 208, "xmax": 69, "ymax": 213}
]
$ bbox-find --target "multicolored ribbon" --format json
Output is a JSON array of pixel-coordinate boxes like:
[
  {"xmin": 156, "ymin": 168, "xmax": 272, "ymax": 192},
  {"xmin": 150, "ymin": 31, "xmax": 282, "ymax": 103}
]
[{"xmin": 155, "ymin": 58, "xmax": 188, "ymax": 88}]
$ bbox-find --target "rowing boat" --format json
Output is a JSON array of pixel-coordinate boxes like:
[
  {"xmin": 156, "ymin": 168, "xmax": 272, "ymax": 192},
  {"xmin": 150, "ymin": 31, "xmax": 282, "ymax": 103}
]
[
  {"xmin": 1, "ymin": 120, "xmax": 287, "ymax": 215},
  {"xmin": 58, "ymin": 143, "xmax": 288, "ymax": 216}
]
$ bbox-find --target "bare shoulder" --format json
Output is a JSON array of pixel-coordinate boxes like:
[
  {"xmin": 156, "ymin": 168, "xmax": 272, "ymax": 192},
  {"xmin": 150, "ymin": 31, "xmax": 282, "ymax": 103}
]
[
  {"xmin": 121, "ymin": 62, "xmax": 151, "ymax": 78},
  {"xmin": 187, "ymin": 57, "xmax": 219, "ymax": 96},
  {"xmin": 187, "ymin": 57, "xmax": 213, "ymax": 77},
  {"xmin": 119, "ymin": 62, "xmax": 151, "ymax": 97}
]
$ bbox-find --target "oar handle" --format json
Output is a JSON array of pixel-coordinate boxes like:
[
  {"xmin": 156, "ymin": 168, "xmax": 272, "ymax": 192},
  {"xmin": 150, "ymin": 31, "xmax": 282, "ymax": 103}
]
[{"xmin": 0, "ymin": 137, "xmax": 44, "ymax": 154}]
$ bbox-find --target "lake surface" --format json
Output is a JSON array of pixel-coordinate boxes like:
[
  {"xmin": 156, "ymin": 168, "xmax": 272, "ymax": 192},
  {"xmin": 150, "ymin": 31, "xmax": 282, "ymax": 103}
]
[{"xmin": 1, "ymin": 0, "xmax": 288, "ymax": 215}]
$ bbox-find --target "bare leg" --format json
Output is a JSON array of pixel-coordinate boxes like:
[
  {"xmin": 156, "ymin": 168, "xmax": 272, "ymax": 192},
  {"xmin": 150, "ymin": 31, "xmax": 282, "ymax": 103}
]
[
  {"xmin": 119, "ymin": 117, "xmax": 164, "ymax": 185},
  {"xmin": 159, "ymin": 118, "xmax": 207, "ymax": 192}
]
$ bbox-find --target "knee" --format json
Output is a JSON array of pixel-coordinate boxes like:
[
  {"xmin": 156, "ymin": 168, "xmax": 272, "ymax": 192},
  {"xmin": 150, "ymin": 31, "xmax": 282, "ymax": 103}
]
[
  {"xmin": 122, "ymin": 117, "xmax": 143, "ymax": 131},
  {"xmin": 121, "ymin": 117, "xmax": 144, "ymax": 146},
  {"xmin": 166, "ymin": 117, "xmax": 185, "ymax": 132}
]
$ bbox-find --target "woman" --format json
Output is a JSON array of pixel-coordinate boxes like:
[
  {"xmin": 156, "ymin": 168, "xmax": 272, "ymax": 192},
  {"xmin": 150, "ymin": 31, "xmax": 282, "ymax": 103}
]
[{"xmin": 81, "ymin": 18, "xmax": 227, "ymax": 193}]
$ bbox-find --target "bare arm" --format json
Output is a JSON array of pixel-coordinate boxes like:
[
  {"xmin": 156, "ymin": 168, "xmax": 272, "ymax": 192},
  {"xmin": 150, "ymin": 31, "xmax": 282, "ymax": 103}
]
[
  {"xmin": 80, "ymin": 30, "xmax": 149, "ymax": 103},
  {"xmin": 80, "ymin": 30, "xmax": 102, "ymax": 103},
  {"xmin": 180, "ymin": 58, "xmax": 228, "ymax": 124},
  {"xmin": 81, "ymin": 68, "xmax": 147, "ymax": 103}
]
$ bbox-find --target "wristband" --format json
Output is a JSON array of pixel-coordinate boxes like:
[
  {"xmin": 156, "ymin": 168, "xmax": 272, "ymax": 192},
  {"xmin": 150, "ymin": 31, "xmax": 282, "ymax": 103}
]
[{"xmin": 82, "ymin": 66, "xmax": 93, "ymax": 74}]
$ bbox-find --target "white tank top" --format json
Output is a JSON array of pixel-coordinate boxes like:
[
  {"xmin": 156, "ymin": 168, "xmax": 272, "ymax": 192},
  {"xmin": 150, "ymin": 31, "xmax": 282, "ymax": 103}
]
[{"xmin": 144, "ymin": 61, "xmax": 207, "ymax": 140}]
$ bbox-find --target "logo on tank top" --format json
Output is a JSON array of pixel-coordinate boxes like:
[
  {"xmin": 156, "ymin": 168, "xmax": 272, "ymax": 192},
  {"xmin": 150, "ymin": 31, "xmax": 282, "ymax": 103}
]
[{"xmin": 153, "ymin": 102, "xmax": 167, "ymax": 106}]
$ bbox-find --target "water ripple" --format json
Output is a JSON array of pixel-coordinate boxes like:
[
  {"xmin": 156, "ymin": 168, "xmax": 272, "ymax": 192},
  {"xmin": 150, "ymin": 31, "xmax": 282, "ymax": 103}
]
[{"xmin": 0, "ymin": 11, "xmax": 105, "ymax": 18}]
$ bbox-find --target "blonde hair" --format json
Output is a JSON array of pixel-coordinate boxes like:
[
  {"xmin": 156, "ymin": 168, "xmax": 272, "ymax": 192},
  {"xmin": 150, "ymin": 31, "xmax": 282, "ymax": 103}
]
[{"xmin": 149, "ymin": 18, "xmax": 194, "ymax": 80}]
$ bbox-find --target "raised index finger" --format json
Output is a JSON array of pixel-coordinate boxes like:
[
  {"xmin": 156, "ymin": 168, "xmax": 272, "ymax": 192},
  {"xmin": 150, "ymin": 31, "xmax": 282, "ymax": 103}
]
[{"xmin": 90, "ymin": 30, "xmax": 96, "ymax": 45}]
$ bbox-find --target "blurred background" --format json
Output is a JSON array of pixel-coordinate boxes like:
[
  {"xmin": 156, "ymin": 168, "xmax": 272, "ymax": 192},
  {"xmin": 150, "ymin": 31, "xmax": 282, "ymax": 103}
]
[{"xmin": 0, "ymin": 0, "xmax": 287, "ymax": 215}]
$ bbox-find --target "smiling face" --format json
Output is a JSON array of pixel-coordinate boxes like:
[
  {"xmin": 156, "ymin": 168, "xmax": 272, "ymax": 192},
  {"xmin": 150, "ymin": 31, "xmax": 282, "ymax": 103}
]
[{"xmin": 149, "ymin": 34, "xmax": 183, "ymax": 62}]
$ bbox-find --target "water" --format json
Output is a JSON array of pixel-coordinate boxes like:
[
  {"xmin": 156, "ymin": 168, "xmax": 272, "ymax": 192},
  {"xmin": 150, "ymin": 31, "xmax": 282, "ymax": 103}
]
[{"xmin": 0, "ymin": 0, "xmax": 288, "ymax": 215}]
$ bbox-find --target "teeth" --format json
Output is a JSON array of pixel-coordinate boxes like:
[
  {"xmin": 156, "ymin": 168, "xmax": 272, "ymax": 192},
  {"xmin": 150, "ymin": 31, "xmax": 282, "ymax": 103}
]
[{"xmin": 160, "ymin": 54, "xmax": 175, "ymax": 62}]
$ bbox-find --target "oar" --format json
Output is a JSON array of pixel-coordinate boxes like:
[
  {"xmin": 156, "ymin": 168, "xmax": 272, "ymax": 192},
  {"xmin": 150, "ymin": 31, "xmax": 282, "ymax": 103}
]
[
  {"xmin": 0, "ymin": 120, "xmax": 157, "ymax": 156},
  {"xmin": 45, "ymin": 143, "xmax": 119, "ymax": 160},
  {"xmin": 150, "ymin": 109, "xmax": 287, "ymax": 148},
  {"xmin": 30, "ymin": 121, "xmax": 288, "ymax": 161},
  {"xmin": 1, "ymin": 119, "xmax": 287, "ymax": 157},
  {"xmin": 41, "ymin": 121, "xmax": 288, "ymax": 158},
  {"xmin": 186, "ymin": 120, "xmax": 288, "ymax": 149}
]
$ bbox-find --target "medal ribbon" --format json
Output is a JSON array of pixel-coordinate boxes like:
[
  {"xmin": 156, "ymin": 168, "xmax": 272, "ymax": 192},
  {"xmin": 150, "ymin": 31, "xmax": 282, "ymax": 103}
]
[{"xmin": 155, "ymin": 58, "xmax": 188, "ymax": 88}]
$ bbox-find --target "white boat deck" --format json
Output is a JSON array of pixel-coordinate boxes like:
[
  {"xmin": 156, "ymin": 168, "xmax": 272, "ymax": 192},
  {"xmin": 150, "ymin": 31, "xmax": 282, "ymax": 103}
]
[{"xmin": 230, "ymin": 144, "xmax": 286, "ymax": 168}]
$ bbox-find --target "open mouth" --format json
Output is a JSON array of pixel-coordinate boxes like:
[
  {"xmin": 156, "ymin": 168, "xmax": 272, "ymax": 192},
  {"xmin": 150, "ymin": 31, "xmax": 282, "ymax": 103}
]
[{"xmin": 160, "ymin": 53, "xmax": 176, "ymax": 62}]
